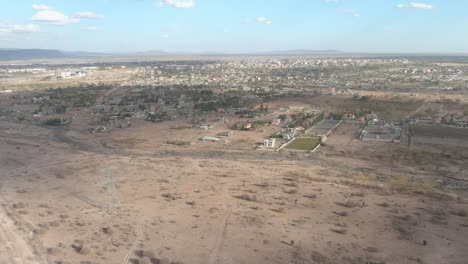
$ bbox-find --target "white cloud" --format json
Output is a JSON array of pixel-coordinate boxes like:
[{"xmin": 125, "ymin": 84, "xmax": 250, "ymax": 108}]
[
  {"xmin": 31, "ymin": 5, "xmax": 103, "ymax": 26},
  {"xmin": 0, "ymin": 23, "xmax": 41, "ymax": 33},
  {"xmin": 32, "ymin": 9, "xmax": 80, "ymax": 25},
  {"xmin": 32, "ymin": 4, "xmax": 52, "ymax": 11},
  {"xmin": 84, "ymin": 26, "xmax": 97, "ymax": 31},
  {"xmin": 397, "ymin": 2, "xmax": 433, "ymax": 10},
  {"xmin": 73, "ymin": 12, "xmax": 103, "ymax": 19},
  {"xmin": 344, "ymin": 10, "xmax": 360, "ymax": 17},
  {"xmin": 161, "ymin": 0, "xmax": 195, "ymax": 8},
  {"xmin": 323, "ymin": 0, "xmax": 338, "ymax": 3},
  {"xmin": 256, "ymin": 17, "xmax": 273, "ymax": 25}
]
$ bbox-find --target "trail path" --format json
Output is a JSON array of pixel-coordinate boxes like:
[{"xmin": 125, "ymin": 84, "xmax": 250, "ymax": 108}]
[
  {"xmin": 0, "ymin": 204, "xmax": 41, "ymax": 264},
  {"xmin": 122, "ymin": 224, "xmax": 142, "ymax": 264}
]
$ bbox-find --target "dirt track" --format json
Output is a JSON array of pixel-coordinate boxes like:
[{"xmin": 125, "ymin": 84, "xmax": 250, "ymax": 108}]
[{"xmin": 0, "ymin": 203, "xmax": 42, "ymax": 264}]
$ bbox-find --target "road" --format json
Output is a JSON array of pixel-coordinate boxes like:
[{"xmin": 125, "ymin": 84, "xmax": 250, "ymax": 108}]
[{"xmin": 0, "ymin": 204, "xmax": 41, "ymax": 264}]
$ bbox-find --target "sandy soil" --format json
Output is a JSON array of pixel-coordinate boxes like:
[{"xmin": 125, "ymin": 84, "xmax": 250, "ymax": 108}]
[{"xmin": 1, "ymin": 117, "xmax": 468, "ymax": 264}]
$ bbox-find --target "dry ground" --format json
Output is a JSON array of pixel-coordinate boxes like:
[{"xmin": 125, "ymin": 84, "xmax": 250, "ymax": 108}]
[
  {"xmin": 0, "ymin": 68, "xmax": 136, "ymax": 91},
  {"xmin": 1, "ymin": 117, "xmax": 468, "ymax": 264}
]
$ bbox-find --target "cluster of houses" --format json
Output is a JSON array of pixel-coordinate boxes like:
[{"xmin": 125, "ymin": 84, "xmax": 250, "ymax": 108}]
[
  {"xmin": 55, "ymin": 70, "xmax": 87, "ymax": 80},
  {"xmin": 261, "ymin": 127, "xmax": 298, "ymax": 149},
  {"xmin": 359, "ymin": 112, "xmax": 402, "ymax": 143},
  {"xmin": 411, "ymin": 113, "xmax": 468, "ymax": 128}
]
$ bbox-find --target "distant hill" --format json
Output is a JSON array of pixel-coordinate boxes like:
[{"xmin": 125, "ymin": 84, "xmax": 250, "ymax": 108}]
[
  {"xmin": 132, "ymin": 50, "xmax": 169, "ymax": 56},
  {"xmin": 0, "ymin": 49, "xmax": 66, "ymax": 61},
  {"xmin": 0, "ymin": 48, "xmax": 174, "ymax": 61},
  {"xmin": 260, "ymin": 49, "xmax": 344, "ymax": 55},
  {"xmin": 1, "ymin": 48, "xmax": 467, "ymax": 62},
  {"xmin": 0, "ymin": 49, "xmax": 113, "ymax": 61}
]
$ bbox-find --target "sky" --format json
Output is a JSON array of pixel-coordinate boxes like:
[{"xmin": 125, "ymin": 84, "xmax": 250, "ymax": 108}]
[{"xmin": 0, "ymin": 0, "xmax": 467, "ymax": 53}]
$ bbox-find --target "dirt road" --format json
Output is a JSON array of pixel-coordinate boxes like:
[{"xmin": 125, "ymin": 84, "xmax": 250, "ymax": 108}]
[{"xmin": 0, "ymin": 204, "xmax": 41, "ymax": 264}]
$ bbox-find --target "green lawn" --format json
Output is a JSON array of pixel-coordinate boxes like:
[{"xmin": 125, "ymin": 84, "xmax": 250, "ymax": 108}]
[
  {"xmin": 286, "ymin": 137, "xmax": 320, "ymax": 151},
  {"xmin": 167, "ymin": 140, "xmax": 191, "ymax": 146}
]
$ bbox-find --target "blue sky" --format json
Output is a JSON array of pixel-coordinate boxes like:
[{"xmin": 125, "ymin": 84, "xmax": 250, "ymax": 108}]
[{"xmin": 0, "ymin": 0, "xmax": 466, "ymax": 53}]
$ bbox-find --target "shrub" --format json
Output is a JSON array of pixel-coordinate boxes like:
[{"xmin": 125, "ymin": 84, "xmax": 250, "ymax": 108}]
[
  {"xmin": 44, "ymin": 118, "xmax": 65, "ymax": 126},
  {"xmin": 166, "ymin": 140, "xmax": 191, "ymax": 146}
]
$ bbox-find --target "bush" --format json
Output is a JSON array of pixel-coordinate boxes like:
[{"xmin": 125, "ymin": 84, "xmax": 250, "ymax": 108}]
[
  {"xmin": 166, "ymin": 140, "xmax": 191, "ymax": 146},
  {"xmin": 43, "ymin": 118, "xmax": 64, "ymax": 126},
  {"xmin": 54, "ymin": 105, "xmax": 67, "ymax": 114}
]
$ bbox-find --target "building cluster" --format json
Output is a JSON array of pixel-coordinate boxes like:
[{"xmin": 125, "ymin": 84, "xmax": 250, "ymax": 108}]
[
  {"xmin": 1, "ymin": 58, "xmax": 467, "ymax": 98},
  {"xmin": 411, "ymin": 111, "xmax": 468, "ymax": 128},
  {"xmin": 118, "ymin": 58, "xmax": 468, "ymax": 95},
  {"xmin": 360, "ymin": 113, "xmax": 402, "ymax": 143}
]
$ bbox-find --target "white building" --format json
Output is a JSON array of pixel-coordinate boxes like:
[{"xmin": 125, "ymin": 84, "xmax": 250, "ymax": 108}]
[
  {"xmin": 202, "ymin": 136, "xmax": 219, "ymax": 143},
  {"xmin": 264, "ymin": 138, "xmax": 276, "ymax": 149}
]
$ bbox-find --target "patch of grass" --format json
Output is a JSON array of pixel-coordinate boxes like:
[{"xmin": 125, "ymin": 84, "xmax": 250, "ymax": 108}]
[
  {"xmin": 166, "ymin": 140, "xmax": 191, "ymax": 146},
  {"xmin": 389, "ymin": 175, "xmax": 438, "ymax": 195},
  {"xmin": 389, "ymin": 175, "xmax": 411, "ymax": 192},
  {"xmin": 43, "ymin": 118, "xmax": 67, "ymax": 126},
  {"xmin": 352, "ymin": 174, "xmax": 376, "ymax": 187},
  {"xmin": 170, "ymin": 125, "xmax": 192, "ymax": 130},
  {"xmin": 286, "ymin": 137, "xmax": 320, "ymax": 151}
]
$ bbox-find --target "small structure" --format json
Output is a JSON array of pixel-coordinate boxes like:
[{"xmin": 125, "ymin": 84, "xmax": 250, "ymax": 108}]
[
  {"xmin": 217, "ymin": 131, "xmax": 233, "ymax": 137},
  {"xmin": 202, "ymin": 136, "xmax": 220, "ymax": 143},
  {"xmin": 282, "ymin": 128, "xmax": 295, "ymax": 140},
  {"xmin": 264, "ymin": 138, "xmax": 276, "ymax": 149},
  {"xmin": 198, "ymin": 124, "xmax": 213, "ymax": 130},
  {"xmin": 294, "ymin": 126, "xmax": 305, "ymax": 132},
  {"xmin": 271, "ymin": 119, "xmax": 282, "ymax": 126},
  {"xmin": 95, "ymin": 105, "xmax": 106, "ymax": 113},
  {"xmin": 343, "ymin": 113, "xmax": 356, "ymax": 120}
]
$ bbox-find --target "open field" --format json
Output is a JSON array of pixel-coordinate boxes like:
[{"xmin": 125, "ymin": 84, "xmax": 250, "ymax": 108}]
[
  {"xmin": 0, "ymin": 68, "xmax": 136, "ymax": 91},
  {"xmin": 295, "ymin": 95, "xmax": 426, "ymax": 120},
  {"xmin": 409, "ymin": 125, "xmax": 468, "ymax": 154},
  {"xmin": 411, "ymin": 125, "xmax": 468, "ymax": 140},
  {"xmin": 324, "ymin": 123, "xmax": 361, "ymax": 147},
  {"xmin": 1, "ymin": 89, "xmax": 468, "ymax": 264},
  {"xmin": 285, "ymin": 137, "xmax": 321, "ymax": 151},
  {"xmin": 1, "ymin": 112, "xmax": 468, "ymax": 264},
  {"xmin": 306, "ymin": 119, "xmax": 341, "ymax": 137}
]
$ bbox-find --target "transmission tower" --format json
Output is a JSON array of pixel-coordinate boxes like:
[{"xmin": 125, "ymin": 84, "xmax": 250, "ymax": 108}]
[{"xmin": 104, "ymin": 168, "xmax": 121, "ymax": 210}]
